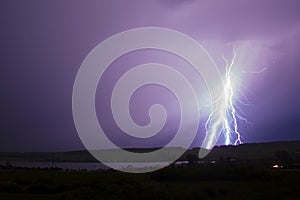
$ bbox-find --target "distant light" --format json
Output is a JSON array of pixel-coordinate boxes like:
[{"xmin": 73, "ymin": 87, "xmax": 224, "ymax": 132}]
[
  {"xmin": 272, "ymin": 164, "xmax": 279, "ymax": 168},
  {"xmin": 272, "ymin": 164, "xmax": 283, "ymax": 169}
]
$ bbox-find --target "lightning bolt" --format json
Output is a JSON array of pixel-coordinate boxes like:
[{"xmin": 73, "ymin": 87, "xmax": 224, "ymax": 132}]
[
  {"xmin": 222, "ymin": 46, "xmax": 242, "ymax": 145},
  {"xmin": 203, "ymin": 44, "xmax": 245, "ymax": 149},
  {"xmin": 201, "ymin": 43, "xmax": 267, "ymax": 154}
]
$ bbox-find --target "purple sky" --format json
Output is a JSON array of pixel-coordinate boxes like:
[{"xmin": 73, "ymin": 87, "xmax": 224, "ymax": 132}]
[{"xmin": 1, "ymin": 0, "xmax": 300, "ymax": 152}]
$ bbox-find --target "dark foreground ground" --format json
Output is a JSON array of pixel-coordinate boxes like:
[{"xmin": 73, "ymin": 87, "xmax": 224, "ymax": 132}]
[
  {"xmin": 1, "ymin": 141, "xmax": 300, "ymax": 200},
  {"xmin": 0, "ymin": 167, "xmax": 299, "ymax": 200}
]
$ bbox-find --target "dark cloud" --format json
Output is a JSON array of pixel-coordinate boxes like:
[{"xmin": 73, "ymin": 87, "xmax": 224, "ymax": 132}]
[
  {"xmin": 0, "ymin": 0, "xmax": 299, "ymax": 151},
  {"xmin": 159, "ymin": 0, "xmax": 300, "ymax": 40}
]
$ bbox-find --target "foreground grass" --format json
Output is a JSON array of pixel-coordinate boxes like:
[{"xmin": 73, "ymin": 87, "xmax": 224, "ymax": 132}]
[{"xmin": 0, "ymin": 167, "xmax": 299, "ymax": 200}]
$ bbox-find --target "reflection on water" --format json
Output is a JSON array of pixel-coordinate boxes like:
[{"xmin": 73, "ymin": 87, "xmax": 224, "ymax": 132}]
[{"xmin": 0, "ymin": 161, "xmax": 171, "ymax": 171}]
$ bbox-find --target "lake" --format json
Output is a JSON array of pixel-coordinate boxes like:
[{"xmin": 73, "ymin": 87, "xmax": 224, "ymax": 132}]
[{"xmin": 0, "ymin": 161, "xmax": 173, "ymax": 171}]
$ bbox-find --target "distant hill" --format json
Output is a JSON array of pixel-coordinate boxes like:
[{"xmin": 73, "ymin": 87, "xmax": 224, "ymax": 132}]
[
  {"xmin": 0, "ymin": 141, "xmax": 299, "ymax": 164},
  {"xmin": 203, "ymin": 140, "xmax": 300, "ymax": 160}
]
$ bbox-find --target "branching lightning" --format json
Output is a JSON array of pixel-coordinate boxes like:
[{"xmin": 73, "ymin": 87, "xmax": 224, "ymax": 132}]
[
  {"xmin": 204, "ymin": 45, "xmax": 245, "ymax": 147},
  {"xmin": 202, "ymin": 44, "xmax": 267, "ymax": 150},
  {"xmin": 222, "ymin": 47, "xmax": 242, "ymax": 145}
]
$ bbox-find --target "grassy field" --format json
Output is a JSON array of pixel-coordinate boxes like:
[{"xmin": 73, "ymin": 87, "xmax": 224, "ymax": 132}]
[{"xmin": 0, "ymin": 167, "xmax": 299, "ymax": 200}]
